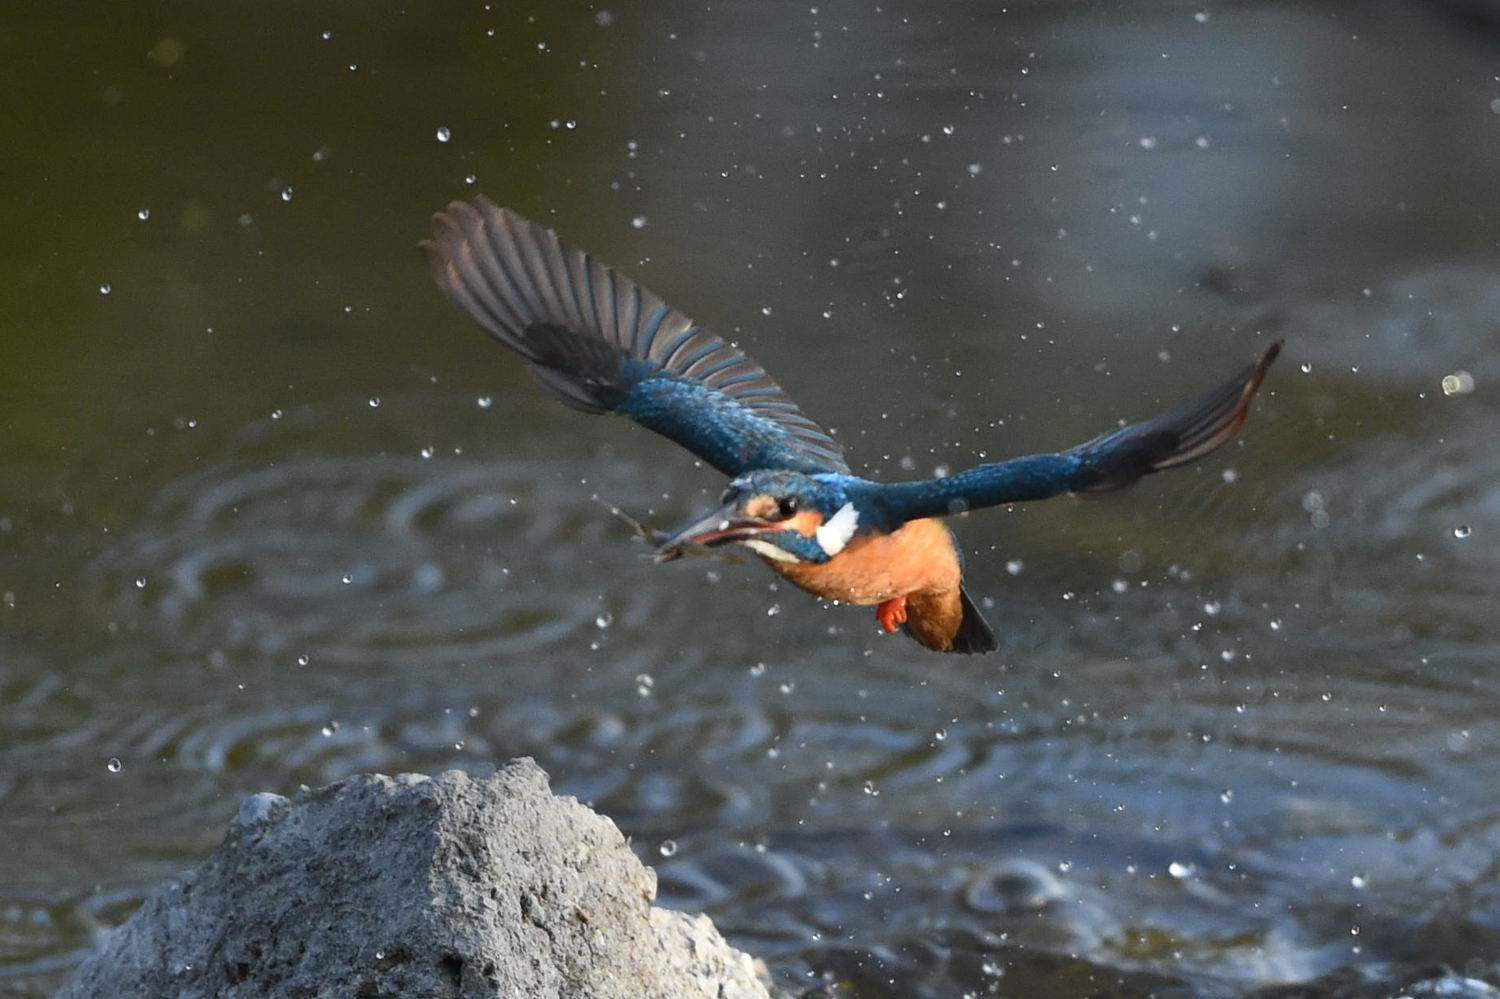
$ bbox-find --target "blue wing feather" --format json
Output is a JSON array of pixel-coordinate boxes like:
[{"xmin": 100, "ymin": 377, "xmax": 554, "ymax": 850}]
[
  {"xmin": 870, "ymin": 341, "xmax": 1280, "ymax": 523},
  {"xmin": 424, "ymin": 198, "xmax": 849, "ymax": 477}
]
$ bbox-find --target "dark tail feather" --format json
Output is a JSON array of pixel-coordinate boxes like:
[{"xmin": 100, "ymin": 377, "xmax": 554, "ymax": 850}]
[
  {"xmin": 899, "ymin": 586, "xmax": 999, "ymax": 654},
  {"xmin": 950, "ymin": 587, "xmax": 1000, "ymax": 654},
  {"xmin": 1069, "ymin": 340, "xmax": 1281, "ymax": 493}
]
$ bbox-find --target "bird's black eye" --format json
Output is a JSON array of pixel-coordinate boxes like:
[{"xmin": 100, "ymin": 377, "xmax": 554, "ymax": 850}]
[{"xmin": 777, "ymin": 496, "xmax": 799, "ymax": 519}]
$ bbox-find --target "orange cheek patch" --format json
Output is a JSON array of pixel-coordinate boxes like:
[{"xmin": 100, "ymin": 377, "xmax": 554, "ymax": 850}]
[
  {"xmin": 743, "ymin": 495, "xmax": 777, "ymax": 519},
  {"xmin": 785, "ymin": 510, "xmax": 824, "ymax": 538}
]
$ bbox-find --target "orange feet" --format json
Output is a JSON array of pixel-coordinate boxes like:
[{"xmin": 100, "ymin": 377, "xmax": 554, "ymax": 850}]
[{"xmin": 875, "ymin": 595, "xmax": 909, "ymax": 634}]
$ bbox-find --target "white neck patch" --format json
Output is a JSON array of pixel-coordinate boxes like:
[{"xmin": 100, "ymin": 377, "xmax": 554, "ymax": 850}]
[
  {"xmin": 741, "ymin": 538, "xmax": 801, "ymax": 563},
  {"xmin": 815, "ymin": 502, "xmax": 860, "ymax": 556}
]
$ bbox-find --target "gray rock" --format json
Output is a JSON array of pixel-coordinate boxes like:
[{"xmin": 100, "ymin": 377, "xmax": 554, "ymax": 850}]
[{"xmin": 59, "ymin": 760, "xmax": 778, "ymax": 999}]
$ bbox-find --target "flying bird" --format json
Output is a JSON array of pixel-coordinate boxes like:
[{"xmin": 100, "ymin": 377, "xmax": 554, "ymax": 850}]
[{"xmin": 423, "ymin": 198, "xmax": 1279, "ymax": 653}]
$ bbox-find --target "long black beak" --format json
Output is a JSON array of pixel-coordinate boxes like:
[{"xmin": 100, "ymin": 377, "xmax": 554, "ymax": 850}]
[{"xmin": 652, "ymin": 503, "xmax": 770, "ymax": 564}]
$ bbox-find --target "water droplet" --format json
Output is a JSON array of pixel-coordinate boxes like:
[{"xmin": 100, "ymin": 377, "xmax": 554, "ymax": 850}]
[
  {"xmin": 135, "ymin": 577, "xmax": 147, "ymax": 589},
  {"xmin": 1057, "ymin": 858, "xmax": 1072, "ymax": 872},
  {"xmin": 106, "ymin": 757, "xmax": 122, "ymax": 773},
  {"xmin": 1350, "ymin": 873, "xmax": 1368, "ymax": 889},
  {"xmin": 942, "ymin": 124, "xmax": 955, "ymax": 135},
  {"xmin": 476, "ymin": 395, "xmax": 493, "ymax": 409},
  {"xmin": 1005, "ymin": 559, "xmax": 1024, "ymax": 576},
  {"xmin": 862, "ymin": 780, "xmax": 879, "ymax": 796},
  {"xmin": 966, "ymin": 162, "xmax": 983, "ymax": 176},
  {"xmin": 296, "ymin": 654, "xmax": 310, "ymax": 666},
  {"xmin": 1300, "ymin": 362, "xmax": 1313, "ymax": 373},
  {"xmin": 1441, "ymin": 371, "xmax": 1474, "ymax": 396},
  {"xmin": 321, "ymin": 721, "xmax": 339, "ymax": 737},
  {"xmin": 1168, "ymin": 861, "xmax": 1195, "ymax": 879},
  {"xmin": 630, "ymin": 215, "xmax": 647, "ymax": 229},
  {"xmin": 1203, "ymin": 600, "xmax": 1221, "ymax": 616},
  {"xmin": 1219, "ymin": 789, "xmax": 1234, "ymax": 804},
  {"xmin": 270, "ymin": 409, "xmax": 283, "ymax": 420},
  {"xmin": 659, "ymin": 839, "xmax": 678, "ymax": 857},
  {"xmin": 341, "ymin": 574, "xmax": 353, "ymax": 584},
  {"xmin": 280, "ymin": 186, "xmax": 294, "ymax": 202},
  {"xmin": 436, "ymin": 126, "xmax": 451, "ymax": 143},
  {"xmin": 766, "ymin": 603, "xmax": 781, "ymax": 617},
  {"xmin": 594, "ymin": 612, "xmax": 613, "ymax": 629},
  {"xmin": 565, "ymin": 119, "xmax": 577, "ymax": 130},
  {"xmin": 99, "ymin": 283, "xmax": 112, "ymax": 295},
  {"xmin": 635, "ymin": 673, "xmax": 654, "ymax": 697},
  {"xmin": 1111, "ymin": 578, "xmax": 1128, "ymax": 594},
  {"xmin": 136, "ymin": 208, "xmax": 151, "ymax": 221},
  {"xmin": 1453, "ymin": 525, "xmax": 1472, "ymax": 539},
  {"xmin": 368, "ymin": 397, "xmax": 380, "ymax": 408}
]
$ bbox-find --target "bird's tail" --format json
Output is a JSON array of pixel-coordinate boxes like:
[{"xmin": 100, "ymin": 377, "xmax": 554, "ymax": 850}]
[
  {"xmin": 902, "ymin": 585, "xmax": 999, "ymax": 654},
  {"xmin": 950, "ymin": 586, "xmax": 999, "ymax": 654}
]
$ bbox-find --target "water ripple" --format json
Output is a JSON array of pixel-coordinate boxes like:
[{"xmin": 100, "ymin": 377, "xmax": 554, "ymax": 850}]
[{"xmin": 84, "ymin": 454, "xmax": 667, "ymax": 667}]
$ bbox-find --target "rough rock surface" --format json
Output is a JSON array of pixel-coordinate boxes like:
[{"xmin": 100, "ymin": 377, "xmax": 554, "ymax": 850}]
[{"xmin": 59, "ymin": 760, "xmax": 778, "ymax": 999}]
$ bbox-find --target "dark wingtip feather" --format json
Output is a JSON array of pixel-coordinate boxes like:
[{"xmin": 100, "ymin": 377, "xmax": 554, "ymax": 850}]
[
  {"xmin": 1070, "ymin": 339, "xmax": 1281, "ymax": 491},
  {"xmin": 1151, "ymin": 338, "xmax": 1281, "ymax": 470}
]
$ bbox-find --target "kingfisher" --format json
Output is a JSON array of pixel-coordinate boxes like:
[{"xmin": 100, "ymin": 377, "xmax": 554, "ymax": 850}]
[{"xmin": 423, "ymin": 197, "xmax": 1279, "ymax": 654}]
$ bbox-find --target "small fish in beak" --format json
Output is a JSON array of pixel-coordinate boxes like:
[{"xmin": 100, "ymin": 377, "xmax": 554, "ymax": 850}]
[{"xmin": 652, "ymin": 503, "xmax": 773, "ymax": 564}]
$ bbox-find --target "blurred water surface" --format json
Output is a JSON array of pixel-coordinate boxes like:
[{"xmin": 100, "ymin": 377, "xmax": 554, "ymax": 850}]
[{"xmin": 3, "ymin": 2, "xmax": 1499, "ymax": 996}]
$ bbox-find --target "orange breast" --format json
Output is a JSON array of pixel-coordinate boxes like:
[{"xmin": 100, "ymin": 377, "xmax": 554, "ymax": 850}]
[{"xmin": 768, "ymin": 517, "xmax": 963, "ymax": 605}]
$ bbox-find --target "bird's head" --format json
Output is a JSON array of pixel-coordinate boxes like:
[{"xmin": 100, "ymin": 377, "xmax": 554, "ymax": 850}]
[{"xmin": 653, "ymin": 470, "xmax": 862, "ymax": 565}]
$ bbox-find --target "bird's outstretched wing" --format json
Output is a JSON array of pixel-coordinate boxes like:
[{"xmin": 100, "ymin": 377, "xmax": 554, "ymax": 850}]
[
  {"xmin": 876, "ymin": 341, "xmax": 1281, "ymax": 519},
  {"xmin": 422, "ymin": 198, "xmax": 849, "ymax": 477}
]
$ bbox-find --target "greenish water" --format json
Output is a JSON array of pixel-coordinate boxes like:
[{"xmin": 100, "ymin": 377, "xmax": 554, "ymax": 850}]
[{"xmin": 4, "ymin": 3, "xmax": 1500, "ymax": 996}]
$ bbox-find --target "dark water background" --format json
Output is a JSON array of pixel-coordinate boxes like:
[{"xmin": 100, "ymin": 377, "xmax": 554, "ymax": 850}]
[{"xmin": 4, "ymin": 2, "xmax": 1500, "ymax": 996}]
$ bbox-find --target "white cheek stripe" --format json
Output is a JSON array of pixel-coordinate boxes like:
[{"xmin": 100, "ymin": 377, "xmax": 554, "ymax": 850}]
[
  {"xmin": 815, "ymin": 502, "xmax": 859, "ymax": 556},
  {"xmin": 741, "ymin": 538, "xmax": 801, "ymax": 563}
]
